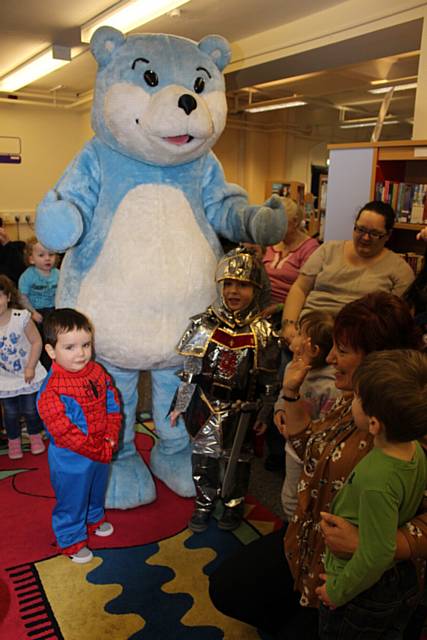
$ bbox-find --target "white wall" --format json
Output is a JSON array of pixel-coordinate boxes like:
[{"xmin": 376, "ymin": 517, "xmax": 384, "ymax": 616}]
[{"xmin": 0, "ymin": 105, "xmax": 91, "ymax": 214}]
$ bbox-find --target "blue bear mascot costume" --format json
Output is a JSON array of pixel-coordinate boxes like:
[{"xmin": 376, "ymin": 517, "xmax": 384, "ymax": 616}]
[{"xmin": 36, "ymin": 27, "xmax": 286, "ymax": 509}]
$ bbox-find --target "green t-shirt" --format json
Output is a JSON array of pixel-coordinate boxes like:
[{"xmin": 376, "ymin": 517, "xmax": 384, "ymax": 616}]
[{"xmin": 325, "ymin": 442, "xmax": 426, "ymax": 607}]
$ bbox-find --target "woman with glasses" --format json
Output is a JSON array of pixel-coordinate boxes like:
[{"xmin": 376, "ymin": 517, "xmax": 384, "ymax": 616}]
[{"xmin": 281, "ymin": 201, "xmax": 414, "ymax": 345}]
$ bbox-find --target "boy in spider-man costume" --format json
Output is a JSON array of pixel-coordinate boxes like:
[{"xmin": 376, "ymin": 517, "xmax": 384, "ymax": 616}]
[{"xmin": 37, "ymin": 308, "xmax": 122, "ymax": 564}]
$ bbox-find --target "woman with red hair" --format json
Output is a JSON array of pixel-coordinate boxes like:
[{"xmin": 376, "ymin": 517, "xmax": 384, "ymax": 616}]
[{"xmin": 209, "ymin": 291, "xmax": 425, "ymax": 639}]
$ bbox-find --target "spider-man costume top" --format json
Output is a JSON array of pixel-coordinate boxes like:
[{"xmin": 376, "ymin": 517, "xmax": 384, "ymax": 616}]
[{"xmin": 37, "ymin": 360, "xmax": 121, "ymax": 461}]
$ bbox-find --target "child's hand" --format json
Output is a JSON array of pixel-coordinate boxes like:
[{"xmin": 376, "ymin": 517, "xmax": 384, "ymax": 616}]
[
  {"xmin": 315, "ymin": 574, "xmax": 335, "ymax": 608},
  {"xmin": 99, "ymin": 440, "xmax": 113, "ymax": 463},
  {"xmin": 273, "ymin": 409, "xmax": 287, "ymax": 436},
  {"xmin": 24, "ymin": 366, "xmax": 35, "ymax": 383},
  {"xmin": 253, "ymin": 421, "xmax": 267, "ymax": 436},
  {"xmin": 32, "ymin": 310, "xmax": 43, "ymax": 324},
  {"xmin": 170, "ymin": 410, "xmax": 181, "ymax": 427}
]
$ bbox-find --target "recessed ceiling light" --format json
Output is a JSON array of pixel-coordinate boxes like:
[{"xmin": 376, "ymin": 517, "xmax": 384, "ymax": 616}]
[
  {"xmin": 245, "ymin": 100, "xmax": 306, "ymax": 113},
  {"xmin": 368, "ymin": 83, "xmax": 417, "ymax": 94},
  {"xmin": 340, "ymin": 120, "xmax": 399, "ymax": 129}
]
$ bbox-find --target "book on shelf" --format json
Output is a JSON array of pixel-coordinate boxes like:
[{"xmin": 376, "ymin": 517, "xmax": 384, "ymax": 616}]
[
  {"xmin": 375, "ymin": 180, "xmax": 427, "ymax": 224},
  {"xmin": 399, "ymin": 252, "xmax": 425, "ymax": 275}
]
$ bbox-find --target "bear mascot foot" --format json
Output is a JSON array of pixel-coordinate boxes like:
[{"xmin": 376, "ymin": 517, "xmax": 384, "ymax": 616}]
[
  {"xmin": 105, "ymin": 450, "xmax": 156, "ymax": 509},
  {"xmin": 150, "ymin": 442, "xmax": 196, "ymax": 497}
]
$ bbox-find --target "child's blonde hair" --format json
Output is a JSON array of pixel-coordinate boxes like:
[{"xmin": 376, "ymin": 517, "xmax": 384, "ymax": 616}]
[
  {"xmin": 24, "ymin": 236, "xmax": 40, "ymax": 265},
  {"xmin": 24, "ymin": 236, "xmax": 56, "ymax": 266},
  {"xmin": 299, "ymin": 311, "xmax": 334, "ymax": 369}
]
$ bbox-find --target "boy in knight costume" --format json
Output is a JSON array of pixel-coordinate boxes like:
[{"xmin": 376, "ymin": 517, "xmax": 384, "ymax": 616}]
[{"xmin": 170, "ymin": 248, "xmax": 281, "ymax": 532}]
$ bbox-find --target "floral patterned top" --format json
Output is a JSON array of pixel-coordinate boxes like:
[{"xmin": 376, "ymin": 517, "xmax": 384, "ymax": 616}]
[
  {"xmin": 0, "ymin": 309, "xmax": 46, "ymax": 398},
  {"xmin": 284, "ymin": 395, "xmax": 427, "ymax": 607}
]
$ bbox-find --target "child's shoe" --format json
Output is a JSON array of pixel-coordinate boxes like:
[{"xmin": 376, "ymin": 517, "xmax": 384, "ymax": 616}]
[
  {"xmin": 70, "ymin": 546, "xmax": 94, "ymax": 564},
  {"xmin": 94, "ymin": 522, "xmax": 114, "ymax": 537},
  {"xmin": 188, "ymin": 508, "xmax": 211, "ymax": 533},
  {"xmin": 8, "ymin": 438, "xmax": 23, "ymax": 460},
  {"xmin": 218, "ymin": 503, "xmax": 244, "ymax": 531},
  {"xmin": 29, "ymin": 433, "xmax": 46, "ymax": 455}
]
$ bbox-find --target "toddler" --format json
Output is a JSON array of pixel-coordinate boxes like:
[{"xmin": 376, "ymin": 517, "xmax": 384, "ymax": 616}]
[
  {"xmin": 37, "ymin": 308, "xmax": 122, "ymax": 564},
  {"xmin": 274, "ymin": 310, "xmax": 340, "ymax": 520},
  {"xmin": 18, "ymin": 236, "xmax": 59, "ymax": 324},
  {"xmin": 171, "ymin": 247, "xmax": 281, "ymax": 533},
  {"xmin": 0, "ymin": 275, "xmax": 46, "ymax": 459},
  {"xmin": 317, "ymin": 349, "xmax": 427, "ymax": 639}
]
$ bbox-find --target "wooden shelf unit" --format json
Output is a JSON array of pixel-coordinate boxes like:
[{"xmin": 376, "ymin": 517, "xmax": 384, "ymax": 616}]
[
  {"xmin": 266, "ymin": 180, "xmax": 305, "ymax": 206},
  {"xmin": 326, "ymin": 140, "xmax": 427, "ymax": 272}
]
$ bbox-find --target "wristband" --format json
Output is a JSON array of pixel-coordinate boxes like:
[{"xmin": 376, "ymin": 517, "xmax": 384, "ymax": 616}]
[{"xmin": 282, "ymin": 393, "xmax": 301, "ymax": 402}]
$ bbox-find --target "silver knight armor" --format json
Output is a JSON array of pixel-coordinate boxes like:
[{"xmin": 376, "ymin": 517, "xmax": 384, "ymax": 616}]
[{"xmin": 174, "ymin": 248, "xmax": 281, "ymax": 514}]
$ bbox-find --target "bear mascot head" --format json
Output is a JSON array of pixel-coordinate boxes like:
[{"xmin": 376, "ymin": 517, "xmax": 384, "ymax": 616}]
[{"xmin": 36, "ymin": 27, "xmax": 286, "ymax": 508}]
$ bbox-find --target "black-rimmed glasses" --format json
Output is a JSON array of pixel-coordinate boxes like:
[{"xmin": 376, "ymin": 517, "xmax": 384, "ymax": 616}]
[{"xmin": 353, "ymin": 224, "xmax": 388, "ymax": 240}]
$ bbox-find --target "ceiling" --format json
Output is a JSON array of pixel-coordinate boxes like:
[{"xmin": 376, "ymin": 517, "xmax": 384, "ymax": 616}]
[{"xmin": 0, "ymin": 0, "xmax": 421, "ymax": 140}]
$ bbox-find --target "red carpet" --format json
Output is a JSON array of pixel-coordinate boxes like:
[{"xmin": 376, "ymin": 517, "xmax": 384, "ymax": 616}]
[{"xmin": 0, "ymin": 430, "xmax": 282, "ymax": 639}]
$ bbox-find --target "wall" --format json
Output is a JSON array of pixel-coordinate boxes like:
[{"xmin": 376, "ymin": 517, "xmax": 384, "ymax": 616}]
[{"xmin": 0, "ymin": 104, "xmax": 92, "ymax": 239}]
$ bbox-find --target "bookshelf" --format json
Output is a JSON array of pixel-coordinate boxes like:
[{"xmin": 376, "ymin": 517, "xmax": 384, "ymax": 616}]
[
  {"xmin": 326, "ymin": 140, "xmax": 427, "ymax": 273},
  {"xmin": 266, "ymin": 180, "xmax": 305, "ymax": 206}
]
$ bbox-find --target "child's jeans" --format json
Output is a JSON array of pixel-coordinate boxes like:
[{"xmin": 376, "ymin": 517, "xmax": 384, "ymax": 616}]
[
  {"xmin": 1, "ymin": 393, "xmax": 44, "ymax": 439},
  {"xmin": 319, "ymin": 560, "xmax": 420, "ymax": 640}
]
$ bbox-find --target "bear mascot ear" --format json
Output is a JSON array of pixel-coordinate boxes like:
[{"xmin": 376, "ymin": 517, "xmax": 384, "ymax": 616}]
[
  {"xmin": 90, "ymin": 26, "xmax": 126, "ymax": 68},
  {"xmin": 198, "ymin": 34, "xmax": 231, "ymax": 71}
]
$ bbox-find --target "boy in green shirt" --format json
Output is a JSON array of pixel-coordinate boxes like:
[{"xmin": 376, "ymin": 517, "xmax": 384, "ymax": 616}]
[{"xmin": 316, "ymin": 349, "xmax": 427, "ymax": 639}]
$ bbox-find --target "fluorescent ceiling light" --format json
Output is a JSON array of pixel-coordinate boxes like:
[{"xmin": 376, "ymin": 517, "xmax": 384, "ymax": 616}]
[
  {"xmin": 81, "ymin": 0, "xmax": 190, "ymax": 43},
  {"xmin": 245, "ymin": 100, "xmax": 306, "ymax": 113},
  {"xmin": 0, "ymin": 46, "xmax": 71, "ymax": 92},
  {"xmin": 369, "ymin": 82, "xmax": 417, "ymax": 94},
  {"xmin": 340, "ymin": 120, "xmax": 399, "ymax": 129}
]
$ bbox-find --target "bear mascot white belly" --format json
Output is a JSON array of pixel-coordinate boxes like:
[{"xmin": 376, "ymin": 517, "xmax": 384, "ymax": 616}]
[{"xmin": 36, "ymin": 27, "xmax": 286, "ymax": 508}]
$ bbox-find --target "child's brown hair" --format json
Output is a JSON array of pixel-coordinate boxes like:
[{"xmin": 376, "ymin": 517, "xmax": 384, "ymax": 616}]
[
  {"xmin": 0, "ymin": 275, "xmax": 22, "ymax": 308},
  {"xmin": 353, "ymin": 349, "xmax": 427, "ymax": 443},
  {"xmin": 299, "ymin": 311, "xmax": 334, "ymax": 369},
  {"xmin": 43, "ymin": 308, "xmax": 93, "ymax": 347}
]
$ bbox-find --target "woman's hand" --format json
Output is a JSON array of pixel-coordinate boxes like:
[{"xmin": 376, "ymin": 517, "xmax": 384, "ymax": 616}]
[
  {"xmin": 24, "ymin": 366, "xmax": 36, "ymax": 383},
  {"xmin": 320, "ymin": 511, "xmax": 359, "ymax": 558},
  {"xmin": 282, "ymin": 337, "xmax": 312, "ymax": 393},
  {"xmin": 416, "ymin": 227, "xmax": 427, "ymax": 242}
]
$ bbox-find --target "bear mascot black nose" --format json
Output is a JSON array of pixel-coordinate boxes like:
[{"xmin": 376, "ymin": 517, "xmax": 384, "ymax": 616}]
[{"xmin": 178, "ymin": 94, "xmax": 197, "ymax": 115}]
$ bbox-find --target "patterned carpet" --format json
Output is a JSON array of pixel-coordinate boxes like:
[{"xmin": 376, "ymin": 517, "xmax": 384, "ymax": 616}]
[{"xmin": 0, "ymin": 425, "xmax": 282, "ymax": 640}]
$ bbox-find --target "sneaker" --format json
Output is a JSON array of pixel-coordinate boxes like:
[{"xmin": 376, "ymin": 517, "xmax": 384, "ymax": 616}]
[
  {"xmin": 188, "ymin": 508, "xmax": 211, "ymax": 533},
  {"xmin": 94, "ymin": 522, "xmax": 114, "ymax": 537},
  {"xmin": 218, "ymin": 504, "xmax": 244, "ymax": 531},
  {"xmin": 70, "ymin": 546, "xmax": 94, "ymax": 564},
  {"xmin": 29, "ymin": 433, "xmax": 46, "ymax": 455},
  {"xmin": 8, "ymin": 438, "xmax": 23, "ymax": 460}
]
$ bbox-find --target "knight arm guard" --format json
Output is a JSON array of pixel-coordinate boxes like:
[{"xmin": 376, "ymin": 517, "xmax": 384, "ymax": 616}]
[{"xmin": 173, "ymin": 356, "xmax": 203, "ymax": 413}]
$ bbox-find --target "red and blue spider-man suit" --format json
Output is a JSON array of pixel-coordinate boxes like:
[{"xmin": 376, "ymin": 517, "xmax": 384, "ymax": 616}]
[{"xmin": 37, "ymin": 360, "xmax": 121, "ymax": 553}]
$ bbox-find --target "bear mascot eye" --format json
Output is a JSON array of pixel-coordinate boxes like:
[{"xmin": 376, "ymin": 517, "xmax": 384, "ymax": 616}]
[
  {"xmin": 144, "ymin": 70, "xmax": 159, "ymax": 87},
  {"xmin": 194, "ymin": 77, "xmax": 205, "ymax": 94}
]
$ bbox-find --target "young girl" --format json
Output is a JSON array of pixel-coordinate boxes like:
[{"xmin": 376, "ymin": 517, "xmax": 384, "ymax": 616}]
[
  {"xmin": 274, "ymin": 310, "xmax": 340, "ymax": 520},
  {"xmin": 18, "ymin": 236, "xmax": 59, "ymax": 325},
  {"xmin": 0, "ymin": 275, "xmax": 47, "ymax": 459}
]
